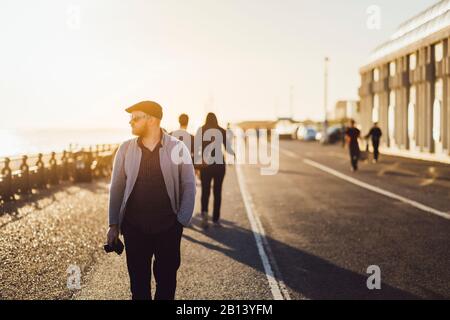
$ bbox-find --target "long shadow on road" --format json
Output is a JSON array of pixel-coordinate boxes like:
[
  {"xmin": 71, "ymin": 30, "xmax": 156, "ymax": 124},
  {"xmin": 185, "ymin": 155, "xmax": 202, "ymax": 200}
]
[{"xmin": 184, "ymin": 217, "xmax": 419, "ymax": 300}]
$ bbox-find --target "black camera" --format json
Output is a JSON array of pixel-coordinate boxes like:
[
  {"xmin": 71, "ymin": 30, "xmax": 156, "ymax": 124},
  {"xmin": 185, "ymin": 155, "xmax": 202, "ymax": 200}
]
[{"xmin": 104, "ymin": 238, "xmax": 124, "ymax": 255}]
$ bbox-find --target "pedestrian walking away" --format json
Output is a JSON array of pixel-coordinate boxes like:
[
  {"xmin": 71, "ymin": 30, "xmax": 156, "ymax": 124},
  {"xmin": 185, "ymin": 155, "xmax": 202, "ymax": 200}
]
[
  {"xmin": 365, "ymin": 122, "xmax": 383, "ymax": 163},
  {"xmin": 345, "ymin": 119, "xmax": 361, "ymax": 172},
  {"xmin": 195, "ymin": 112, "xmax": 234, "ymax": 229},
  {"xmin": 170, "ymin": 113, "xmax": 195, "ymax": 161}
]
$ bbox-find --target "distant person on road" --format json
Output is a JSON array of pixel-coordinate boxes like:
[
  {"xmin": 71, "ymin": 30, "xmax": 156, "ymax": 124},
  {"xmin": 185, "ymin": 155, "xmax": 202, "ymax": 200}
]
[
  {"xmin": 195, "ymin": 112, "xmax": 234, "ymax": 229},
  {"xmin": 345, "ymin": 119, "xmax": 361, "ymax": 172},
  {"xmin": 365, "ymin": 122, "xmax": 382, "ymax": 163},
  {"xmin": 107, "ymin": 101, "xmax": 196, "ymax": 300},
  {"xmin": 341, "ymin": 121, "xmax": 346, "ymax": 148},
  {"xmin": 170, "ymin": 113, "xmax": 195, "ymax": 161}
]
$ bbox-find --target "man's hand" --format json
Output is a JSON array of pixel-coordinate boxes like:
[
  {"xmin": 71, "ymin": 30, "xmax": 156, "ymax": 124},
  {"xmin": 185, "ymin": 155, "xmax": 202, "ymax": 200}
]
[{"xmin": 107, "ymin": 225, "xmax": 119, "ymax": 246}]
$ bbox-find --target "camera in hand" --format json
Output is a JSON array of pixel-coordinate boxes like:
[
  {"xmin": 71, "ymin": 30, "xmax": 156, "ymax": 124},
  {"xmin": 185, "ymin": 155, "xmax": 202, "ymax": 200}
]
[{"xmin": 104, "ymin": 238, "xmax": 124, "ymax": 255}]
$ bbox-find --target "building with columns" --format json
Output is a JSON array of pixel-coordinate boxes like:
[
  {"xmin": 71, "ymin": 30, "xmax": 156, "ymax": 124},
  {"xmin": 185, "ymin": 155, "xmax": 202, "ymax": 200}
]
[
  {"xmin": 334, "ymin": 100, "xmax": 360, "ymax": 124},
  {"xmin": 359, "ymin": 0, "xmax": 450, "ymax": 163}
]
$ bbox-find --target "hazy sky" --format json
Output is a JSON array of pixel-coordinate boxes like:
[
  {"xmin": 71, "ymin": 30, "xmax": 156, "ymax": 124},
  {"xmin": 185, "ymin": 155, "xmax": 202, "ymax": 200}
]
[{"xmin": 0, "ymin": 0, "xmax": 433, "ymax": 131}]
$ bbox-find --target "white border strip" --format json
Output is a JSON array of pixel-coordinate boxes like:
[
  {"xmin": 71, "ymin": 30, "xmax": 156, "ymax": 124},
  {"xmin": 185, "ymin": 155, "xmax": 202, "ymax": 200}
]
[
  {"xmin": 303, "ymin": 158, "xmax": 450, "ymax": 220},
  {"xmin": 235, "ymin": 164, "xmax": 291, "ymax": 300}
]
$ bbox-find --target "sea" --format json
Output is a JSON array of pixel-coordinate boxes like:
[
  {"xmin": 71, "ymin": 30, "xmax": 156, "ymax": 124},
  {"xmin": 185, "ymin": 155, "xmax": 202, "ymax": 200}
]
[{"xmin": 0, "ymin": 128, "xmax": 132, "ymax": 158}]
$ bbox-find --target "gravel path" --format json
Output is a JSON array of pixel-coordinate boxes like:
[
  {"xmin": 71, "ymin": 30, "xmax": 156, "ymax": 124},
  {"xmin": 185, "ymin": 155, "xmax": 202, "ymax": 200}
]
[
  {"xmin": 0, "ymin": 179, "xmax": 110, "ymax": 299},
  {"xmin": 1, "ymin": 167, "xmax": 273, "ymax": 300}
]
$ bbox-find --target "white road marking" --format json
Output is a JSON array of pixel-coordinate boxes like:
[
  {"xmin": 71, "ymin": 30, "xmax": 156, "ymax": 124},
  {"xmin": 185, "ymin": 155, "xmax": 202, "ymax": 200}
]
[
  {"xmin": 280, "ymin": 147, "xmax": 450, "ymax": 220},
  {"xmin": 235, "ymin": 164, "xmax": 292, "ymax": 300},
  {"xmin": 279, "ymin": 148, "xmax": 298, "ymax": 159}
]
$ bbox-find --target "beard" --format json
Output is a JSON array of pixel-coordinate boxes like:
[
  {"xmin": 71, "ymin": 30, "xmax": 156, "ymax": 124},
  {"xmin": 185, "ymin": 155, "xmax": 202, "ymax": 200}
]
[{"xmin": 132, "ymin": 125, "xmax": 148, "ymax": 137}]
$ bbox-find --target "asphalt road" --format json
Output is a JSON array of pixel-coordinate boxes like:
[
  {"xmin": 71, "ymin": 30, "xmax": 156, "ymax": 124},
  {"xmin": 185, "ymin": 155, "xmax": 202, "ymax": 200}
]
[
  {"xmin": 244, "ymin": 140, "xmax": 450, "ymax": 299},
  {"xmin": 1, "ymin": 140, "xmax": 449, "ymax": 299}
]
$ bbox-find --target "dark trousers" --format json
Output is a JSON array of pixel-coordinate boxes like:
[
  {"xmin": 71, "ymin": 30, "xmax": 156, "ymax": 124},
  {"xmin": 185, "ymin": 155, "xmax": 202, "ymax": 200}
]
[
  {"xmin": 372, "ymin": 139, "xmax": 380, "ymax": 160},
  {"xmin": 349, "ymin": 146, "xmax": 360, "ymax": 170},
  {"xmin": 122, "ymin": 220, "xmax": 184, "ymax": 300},
  {"xmin": 200, "ymin": 164, "xmax": 226, "ymax": 222}
]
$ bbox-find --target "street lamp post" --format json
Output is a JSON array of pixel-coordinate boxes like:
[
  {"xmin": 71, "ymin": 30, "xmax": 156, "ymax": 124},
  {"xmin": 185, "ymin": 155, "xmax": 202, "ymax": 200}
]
[{"xmin": 323, "ymin": 57, "xmax": 329, "ymax": 144}]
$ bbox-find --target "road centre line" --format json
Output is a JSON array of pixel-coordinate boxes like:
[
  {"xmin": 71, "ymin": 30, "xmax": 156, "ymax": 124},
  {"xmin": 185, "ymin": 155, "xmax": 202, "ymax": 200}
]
[{"xmin": 279, "ymin": 147, "xmax": 450, "ymax": 220}]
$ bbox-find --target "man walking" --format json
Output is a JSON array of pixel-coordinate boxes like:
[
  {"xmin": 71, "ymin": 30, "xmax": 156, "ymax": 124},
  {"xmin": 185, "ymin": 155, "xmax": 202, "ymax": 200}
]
[
  {"xmin": 345, "ymin": 119, "xmax": 361, "ymax": 172},
  {"xmin": 106, "ymin": 101, "xmax": 196, "ymax": 300},
  {"xmin": 170, "ymin": 113, "xmax": 194, "ymax": 160},
  {"xmin": 365, "ymin": 122, "xmax": 383, "ymax": 163}
]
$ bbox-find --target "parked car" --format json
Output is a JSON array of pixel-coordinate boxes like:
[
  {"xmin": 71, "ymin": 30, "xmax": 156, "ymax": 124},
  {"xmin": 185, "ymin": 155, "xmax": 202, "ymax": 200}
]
[
  {"xmin": 275, "ymin": 118, "xmax": 298, "ymax": 139},
  {"xmin": 321, "ymin": 125, "xmax": 344, "ymax": 144},
  {"xmin": 297, "ymin": 126, "xmax": 319, "ymax": 141}
]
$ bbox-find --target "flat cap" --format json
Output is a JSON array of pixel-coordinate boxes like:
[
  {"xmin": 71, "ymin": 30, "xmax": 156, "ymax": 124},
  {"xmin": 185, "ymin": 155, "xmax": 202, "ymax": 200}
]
[{"xmin": 125, "ymin": 101, "xmax": 163, "ymax": 120}]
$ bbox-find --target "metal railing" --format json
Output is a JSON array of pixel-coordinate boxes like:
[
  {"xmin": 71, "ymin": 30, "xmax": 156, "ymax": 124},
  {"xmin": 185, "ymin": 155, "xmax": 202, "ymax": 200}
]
[{"xmin": 0, "ymin": 144, "xmax": 119, "ymax": 202}]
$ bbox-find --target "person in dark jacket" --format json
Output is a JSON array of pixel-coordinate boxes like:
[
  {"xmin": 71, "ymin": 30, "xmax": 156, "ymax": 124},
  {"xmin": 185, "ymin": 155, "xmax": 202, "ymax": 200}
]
[
  {"xmin": 345, "ymin": 119, "xmax": 361, "ymax": 172},
  {"xmin": 195, "ymin": 113, "xmax": 234, "ymax": 228},
  {"xmin": 365, "ymin": 122, "xmax": 383, "ymax": 163}
]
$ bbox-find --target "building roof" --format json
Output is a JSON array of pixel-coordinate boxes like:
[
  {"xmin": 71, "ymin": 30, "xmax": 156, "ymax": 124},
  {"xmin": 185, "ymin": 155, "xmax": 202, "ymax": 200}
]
[{"xmin": 366, "ymin": 0, "xmax": 450, "ymax": 64}]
